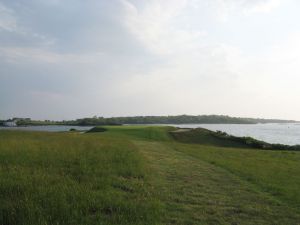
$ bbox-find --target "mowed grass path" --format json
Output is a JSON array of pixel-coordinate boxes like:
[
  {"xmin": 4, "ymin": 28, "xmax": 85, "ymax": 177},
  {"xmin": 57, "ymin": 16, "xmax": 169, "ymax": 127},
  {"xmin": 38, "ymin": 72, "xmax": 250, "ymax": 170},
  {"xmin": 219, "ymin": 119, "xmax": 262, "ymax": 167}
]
[
  {"xmin": 136, "ymin": 141, "xmax": 300, "ymax": 224},
  {"xmin": 1, "ymin": 126, "xmax": 300, "ymax": 224},
  {"xmin": 173, "ymin": 143, "xmax": 300, "ymax": 209}
]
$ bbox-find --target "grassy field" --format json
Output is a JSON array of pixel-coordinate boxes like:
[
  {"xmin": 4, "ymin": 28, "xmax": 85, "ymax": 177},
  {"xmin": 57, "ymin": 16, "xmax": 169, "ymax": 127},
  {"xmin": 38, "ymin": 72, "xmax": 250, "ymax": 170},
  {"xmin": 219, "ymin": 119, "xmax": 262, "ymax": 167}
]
[
  {"xmin": 1, "ymin": 126, "xmax": 300, "ymax": 224},
  {"xmin": 0, "ymin": 130, "xmax": 161, "ymax": 225}
]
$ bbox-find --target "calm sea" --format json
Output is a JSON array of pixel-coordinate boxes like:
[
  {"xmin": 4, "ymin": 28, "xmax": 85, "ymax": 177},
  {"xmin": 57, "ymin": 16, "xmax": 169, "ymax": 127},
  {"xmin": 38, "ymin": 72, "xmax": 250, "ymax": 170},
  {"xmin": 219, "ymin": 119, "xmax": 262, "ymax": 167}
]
[
  {"xmin": 0, "ymin": 125, "xmax": 93, "ymax": 132},
  {"xmin": 171, "ymin": 123, "xmax": 300, "ymax": 145}
]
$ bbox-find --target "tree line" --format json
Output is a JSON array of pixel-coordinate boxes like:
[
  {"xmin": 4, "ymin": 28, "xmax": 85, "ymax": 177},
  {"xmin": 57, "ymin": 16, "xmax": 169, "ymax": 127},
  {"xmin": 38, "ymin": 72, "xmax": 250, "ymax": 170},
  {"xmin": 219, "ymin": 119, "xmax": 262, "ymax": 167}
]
[{"xmin": 4, "ymin": 115, "xmax": 296, "ymax": 126}]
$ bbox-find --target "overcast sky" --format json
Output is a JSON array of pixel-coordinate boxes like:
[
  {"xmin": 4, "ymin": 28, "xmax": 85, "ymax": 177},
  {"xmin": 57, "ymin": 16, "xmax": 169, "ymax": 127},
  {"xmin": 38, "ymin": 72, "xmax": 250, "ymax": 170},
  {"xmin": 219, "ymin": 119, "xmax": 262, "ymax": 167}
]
[{"xmin": 1, "ymin": 0, "xmax": 300, "ymax": 120}]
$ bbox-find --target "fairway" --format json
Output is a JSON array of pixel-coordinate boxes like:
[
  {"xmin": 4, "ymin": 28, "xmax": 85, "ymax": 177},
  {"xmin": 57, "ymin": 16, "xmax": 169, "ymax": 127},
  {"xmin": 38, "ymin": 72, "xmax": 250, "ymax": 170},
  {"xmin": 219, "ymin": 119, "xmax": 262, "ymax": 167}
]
[{"xmin": 1, "ymin": 126, "xmax": 300, "ymax": 224}]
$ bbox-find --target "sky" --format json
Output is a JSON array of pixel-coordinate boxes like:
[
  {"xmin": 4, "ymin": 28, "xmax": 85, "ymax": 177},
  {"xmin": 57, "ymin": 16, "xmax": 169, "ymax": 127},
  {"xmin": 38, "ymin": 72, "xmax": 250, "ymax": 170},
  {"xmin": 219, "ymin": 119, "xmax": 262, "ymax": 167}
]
[{"xmin": 1, "ymin": 0, "xmax": 300, "ymax": 120}]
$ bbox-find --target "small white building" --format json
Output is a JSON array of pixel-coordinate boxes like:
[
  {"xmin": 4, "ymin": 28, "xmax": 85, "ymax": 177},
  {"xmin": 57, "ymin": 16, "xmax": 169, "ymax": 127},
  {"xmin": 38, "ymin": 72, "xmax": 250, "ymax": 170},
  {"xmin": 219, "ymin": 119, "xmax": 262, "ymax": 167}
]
[{"xmin": 3, "ymin": 120, "xmax": 17, "ymax": 127}]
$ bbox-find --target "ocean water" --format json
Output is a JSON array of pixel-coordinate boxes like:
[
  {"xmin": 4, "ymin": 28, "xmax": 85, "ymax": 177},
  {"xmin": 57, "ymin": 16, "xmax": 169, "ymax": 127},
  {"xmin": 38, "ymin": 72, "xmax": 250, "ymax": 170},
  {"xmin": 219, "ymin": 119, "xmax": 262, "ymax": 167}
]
[
  {"xmin": 172, "ymin": 123, "xmax": 300, "ymax": 145},
  {"xmin": 0, "ymin": 125, "xmax": 93, "ymax": 132}
]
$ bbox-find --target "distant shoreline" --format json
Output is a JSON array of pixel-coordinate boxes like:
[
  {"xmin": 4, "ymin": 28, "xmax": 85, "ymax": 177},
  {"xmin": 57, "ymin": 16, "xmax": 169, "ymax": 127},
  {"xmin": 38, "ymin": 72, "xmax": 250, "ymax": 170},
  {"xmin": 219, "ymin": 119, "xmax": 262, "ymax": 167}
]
[{"xmin": 1, "ymin": 115, "xmax": 298, "ymax": 127}]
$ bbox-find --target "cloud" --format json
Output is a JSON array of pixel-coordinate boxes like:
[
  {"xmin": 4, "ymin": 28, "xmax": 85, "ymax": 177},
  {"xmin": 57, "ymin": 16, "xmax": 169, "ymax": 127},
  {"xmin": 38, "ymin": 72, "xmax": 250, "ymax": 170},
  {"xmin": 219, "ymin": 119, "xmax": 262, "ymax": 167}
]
[
  {"xmin": 0, "ymin": 0, "xmax": 299, "ymax": 120},
  {"xmin": 214, "ymin": 0, "xmax": 282, "ymax": 21},
  {"xmin": 0, "ymin": 3, "xmax": 17, "ymax": 31},
  {"xmin": 119, "ymin": 0, "xmax": 239, "ymax": 94},
  {"xmin": 121, "ymin": 0, "xmax": 207, "ymax": 55},
  {"xmin": 241, "ymin": 0, "xmax": 281, "ymax": 14},
  {"xmin": 0, "ymin": 46, "xmax": 106, "ymax": 64}
]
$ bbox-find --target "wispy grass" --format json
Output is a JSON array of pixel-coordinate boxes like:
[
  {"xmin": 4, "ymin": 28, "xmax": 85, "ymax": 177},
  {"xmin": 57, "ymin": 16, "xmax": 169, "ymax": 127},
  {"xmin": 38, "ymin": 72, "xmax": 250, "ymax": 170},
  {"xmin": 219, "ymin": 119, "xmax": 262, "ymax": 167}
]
[{"xmin": 0, "ymin": 131, "xmax": 161, "ymax": 225}]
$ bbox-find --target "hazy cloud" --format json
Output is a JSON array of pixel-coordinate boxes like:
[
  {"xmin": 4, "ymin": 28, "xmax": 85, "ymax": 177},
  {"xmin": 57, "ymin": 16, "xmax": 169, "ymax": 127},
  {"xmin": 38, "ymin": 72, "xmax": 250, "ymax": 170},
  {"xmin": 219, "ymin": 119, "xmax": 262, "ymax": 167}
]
[{"xmin": 0, "ymin": 0, "xmax": 299, "ymax": 120}]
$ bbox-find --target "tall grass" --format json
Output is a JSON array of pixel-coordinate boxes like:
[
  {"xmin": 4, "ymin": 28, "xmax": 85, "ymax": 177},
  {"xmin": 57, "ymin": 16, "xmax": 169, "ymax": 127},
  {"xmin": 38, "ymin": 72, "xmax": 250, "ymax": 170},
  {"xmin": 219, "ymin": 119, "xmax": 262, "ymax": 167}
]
[{"xmin": 0, "ymin": 131, "xmax": 161, "ymax": 225}]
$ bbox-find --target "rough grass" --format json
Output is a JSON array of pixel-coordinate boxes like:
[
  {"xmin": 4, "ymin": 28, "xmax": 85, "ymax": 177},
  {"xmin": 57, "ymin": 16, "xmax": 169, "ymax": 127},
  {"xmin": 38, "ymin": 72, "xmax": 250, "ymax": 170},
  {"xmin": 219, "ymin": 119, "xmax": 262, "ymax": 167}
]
[
  {"xmin": 1, "ymin": 126, "xmax": 300, "ymax": 224},
  {"xmin": 0, "ymin": 131, "xmax": 161, "ymax": 225}
]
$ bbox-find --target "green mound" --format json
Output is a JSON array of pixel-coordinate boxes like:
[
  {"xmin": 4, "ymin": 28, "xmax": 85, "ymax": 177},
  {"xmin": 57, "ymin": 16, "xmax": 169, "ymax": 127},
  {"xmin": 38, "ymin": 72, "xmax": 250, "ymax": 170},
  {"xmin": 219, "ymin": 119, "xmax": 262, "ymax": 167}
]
[
  {"xmin": 69, "ymin": 128, "xmax": 77, "ymax": 132},
  {"xmin": 170, "ymin": 128, "xmax": 251, "ymax": 148},
  {"xmin": 86, "ymin": 127, "xmax": 107, "ymax": 133},
  {"xmin": 170, "ymin": 128, "xmax": 300, "ymax": 150},
  {"xmin": 94, "ymin": 126, "xmax": 176, "ymax": 142}
]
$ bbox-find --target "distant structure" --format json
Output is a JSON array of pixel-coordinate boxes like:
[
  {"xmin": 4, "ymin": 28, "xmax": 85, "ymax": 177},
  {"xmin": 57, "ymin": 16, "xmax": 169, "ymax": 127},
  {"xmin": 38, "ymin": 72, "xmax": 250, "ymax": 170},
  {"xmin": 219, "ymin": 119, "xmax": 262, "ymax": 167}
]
[
  {"xmin": 13, "ymin": 117, "xmax": 30, "ymax": 121},
  {"xmin": 3, "ymin": 119, "xmax": 17, "ymax": 127}
]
